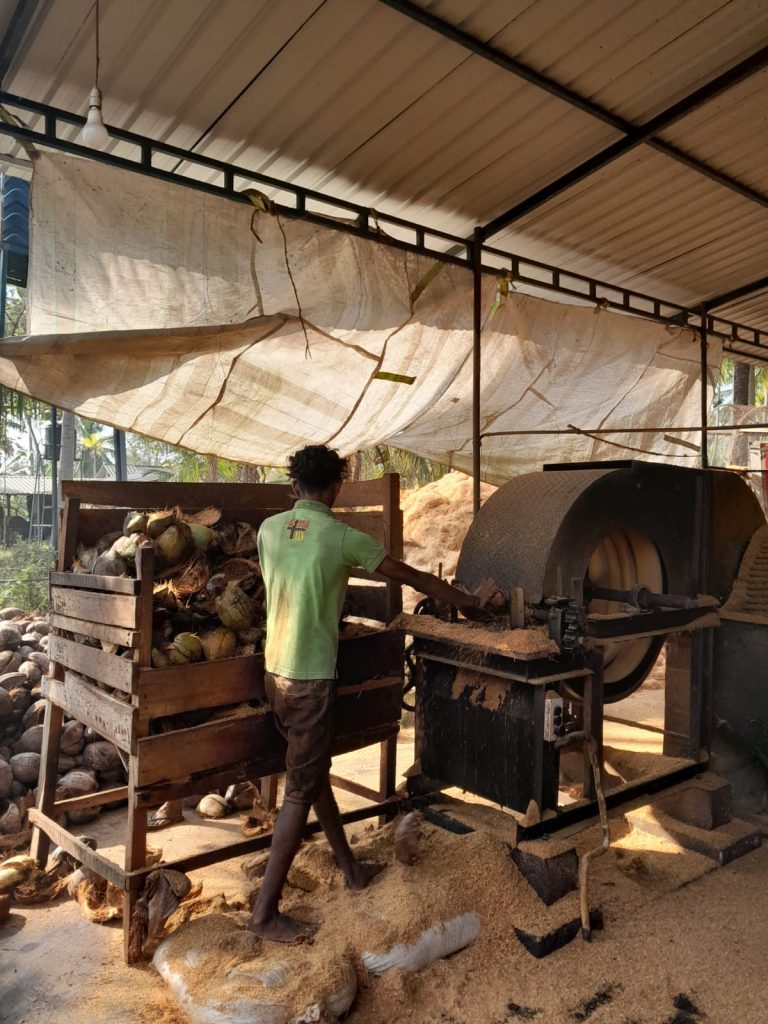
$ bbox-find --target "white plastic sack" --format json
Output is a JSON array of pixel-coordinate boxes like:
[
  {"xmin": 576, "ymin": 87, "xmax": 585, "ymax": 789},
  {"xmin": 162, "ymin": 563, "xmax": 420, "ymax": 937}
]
[
  {"xmin": 7, "ymin": 152, "xmax": 719, "ymax": 483},
  {"xmin": 153, "ymin": 915, "xmax": 357, "ymax": 1024},
  {"xmin": 362, "ymin": 911, "xmax": 481, "ymax": 976}
]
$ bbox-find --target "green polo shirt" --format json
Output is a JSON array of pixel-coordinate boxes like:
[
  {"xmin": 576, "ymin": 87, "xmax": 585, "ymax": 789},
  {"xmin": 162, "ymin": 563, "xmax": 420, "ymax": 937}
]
[{"xmin": 257, "ymin": 499, "xmax": 387, "ymax": 680}]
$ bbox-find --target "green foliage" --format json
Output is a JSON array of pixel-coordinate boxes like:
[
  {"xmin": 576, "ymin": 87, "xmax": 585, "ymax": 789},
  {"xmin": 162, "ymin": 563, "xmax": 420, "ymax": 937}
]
[
  {"xmin": 0, "ymin": 540, "xmax": 55, "ymax": 613},
  {"xmin": 359, "ymin": 445, "xmax": 446, "ymax": 489}
]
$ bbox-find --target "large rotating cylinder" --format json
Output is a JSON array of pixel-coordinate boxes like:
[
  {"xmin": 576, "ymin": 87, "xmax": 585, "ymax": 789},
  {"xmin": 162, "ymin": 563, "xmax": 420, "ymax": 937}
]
[{"xmin": 456, "ymin": 462, "xmax": 764, "ymax": 703}]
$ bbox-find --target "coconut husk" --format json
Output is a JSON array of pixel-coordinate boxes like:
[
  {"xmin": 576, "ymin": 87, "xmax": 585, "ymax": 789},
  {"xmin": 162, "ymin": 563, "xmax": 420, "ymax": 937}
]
[
  {"xmin": 169, "ymin": 553, "xmax": 210, "ymax": 599},
  {"xmin": 213, "ymin": 557, "xmax": 262, "ymax": 589},
  {"xmin": 184, "ymin": 506, "xmax": 222, "ymax": 528},
  {"xmin": 14, "ymin": 869, "xmax": 69, "ymax": 904},
  {"xmin": 74, "ymin": 876, "xmax": 124, "ymax": 922},
  {"xmin": 129, "ymin": 868, "xmax": 198, "ymax": 961},
  {"xmin": 218, "ymin": 521, "xmax": 259, "ymax": 557},
  {"xmin": 0, "ymin": 826, "xmax": 32, "ymax": 853}
]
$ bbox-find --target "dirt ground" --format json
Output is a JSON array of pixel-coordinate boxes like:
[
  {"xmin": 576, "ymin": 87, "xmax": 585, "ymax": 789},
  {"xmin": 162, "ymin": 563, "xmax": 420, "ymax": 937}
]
[{"xmin": 2, "ymin": 687, "xmax": 768, "ymax": 1024}]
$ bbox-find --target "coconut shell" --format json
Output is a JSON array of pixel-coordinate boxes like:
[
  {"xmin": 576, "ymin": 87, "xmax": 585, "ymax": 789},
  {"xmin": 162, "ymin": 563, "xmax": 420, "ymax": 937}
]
[
  {"xmin": 0, "ymin": 608, "xmax": 25, "ymax": 620},
  {"xmin": 218, "ymin": 521, "xmax": 259, "ymax": 557},
  {"xmin": 224, "ymin": 781, "xmax": 259, "ymax": 811},
  {"xmin": 0, "ymin": 626, "xmax": 21, "ymax": 652},
  {"xmin": 168, "ymin": 633, "xmax": 203, "ymax": 665},
  {"xmin": 0, "ymin": 855, "xmax": 37, "ymax": 892},
  {"xmin": 187, "ymin": 522, "xmax": 216, "ymax": 551},
  {"xmin": 30, "ymin": 620, "xmax": 49, "ymax": 636},
  {"xmin": 151, "ymin": 647, "xmax": 170, "ymax": 669},
  {"xmin": 200, "ymin": 628, "xmax": 237, "ymax": 662},
  {"xmin": 0, "ymin": 651, "xmax": 21, "ymax": 674},
  {"xmin": 112, "ymin": 535, "xmax": 138, "ymax": 561},
  {"xmin": 147, "ymin": 509, "xmax": 178, "ymax": 539},
  {"xmin": 56, "ymin": 769, "xmax": 98, "ymax": 800},
  {"xmin": 9, "ymin": 689, "xmax": 31, "ymax": 716},
  {"xmin": 27, "ymin": 652, "xmax": 49, "ymax": 672},
  {"xmin": 96, "ymin": 531, "xmax": 123, "ymax": 554},
  {"xmin": 0, "ymin": 760, "xmax": 12, "ymax": 800},
  {"xmin": 60, "ymin": 720, "xmax": 87, "ymax": 757},
  {"xmin": 0, "ymin": 672, "xmax": 28, "ymax": 693},
  {"xmin": 0, "ymin": 803, "xmax": 22, "ymax": 835},
  {"xmin": 184, "ymin": 506, "xmax": 222, "ymax": 528},
  {"xmin": 82, "ymin": 741, "xmax": 122, "ymax": 775},
  {"xmin": 124, "ymin": 510, "xmax": 148, "ymax": 535},
  {"xmin": 9, "ymin": 752, "xmax": 39, "ymax": 785},
  {"xmin": 57, "ymin": 754, "xmax": 78, "ymax": 773},
  {"xmin": 22, "ymin": 699, "xmax": 46, "ymax": 730},
  {"xmin": 18, "ymin": 661, "xmax": 41, "ymax": 685},
  {"xmin": 18, "ymin": 725, "xmax": 44, "ymax": 754},
  {"xmin": 74, "ymin": 877, "xmax": 123, "ymax": 923},
  {"xmin": 68, "ymin": 806, "xmax": 102, "ymax": 826},
  {"xmin": 214, "ymin": 583, "xmax": 254, "ymax": 632},
  {"xmin": 21, "ymin": 633, "xmax": 39, "ymax": 648},
  {"xmin": 196, "ymin": 793, "xmax": 229, "ymax": 819},
  {"xmin": 0, "ymin": 689, "xmax": 11, "ymax": 720},
  {"xmin": 92, "ymin": 550, "xmax": 127, "ymax": 578},
  {"xmin": 155, "ymin": 523, "xmax": 193, "ymax": 567}
]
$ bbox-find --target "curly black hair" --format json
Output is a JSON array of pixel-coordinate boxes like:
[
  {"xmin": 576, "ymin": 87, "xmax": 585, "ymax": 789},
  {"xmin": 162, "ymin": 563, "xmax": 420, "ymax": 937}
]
[{"xmin": 288, "ymin": 445, "xmax": 350, "ymax": 490}]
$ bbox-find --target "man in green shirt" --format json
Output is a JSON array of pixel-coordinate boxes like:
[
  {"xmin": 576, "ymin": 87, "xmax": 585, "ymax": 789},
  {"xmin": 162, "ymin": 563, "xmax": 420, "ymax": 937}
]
[{"xmin": 249, "ymin": 445, "xmax": 502, "ymax": 943}]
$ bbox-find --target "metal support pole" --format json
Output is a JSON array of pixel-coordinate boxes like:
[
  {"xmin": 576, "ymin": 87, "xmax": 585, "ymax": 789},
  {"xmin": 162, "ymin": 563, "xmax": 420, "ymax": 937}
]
[
  {"xmin": 114, "ymin": 428, "xmax": 127, "ymax": 481},
  {"xmin": 0, "ymin": 246, "xmax": 7, "ymax": 335},
  {"xmin": 50, "ymin": 405, "xmax": 58, "ymax": 554},
  {"xmin": 700, "ymin": 309, "xmax": 709, "ymax": 468},
  {"xmin": 472, "ymin": 226, "xmax": 482, "ymax": 515}
]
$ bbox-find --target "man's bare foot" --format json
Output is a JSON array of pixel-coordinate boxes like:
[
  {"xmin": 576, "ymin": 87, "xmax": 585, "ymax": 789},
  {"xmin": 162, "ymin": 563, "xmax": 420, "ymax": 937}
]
[
  {"xmin": 147, "ymin": 802, "xmax": 184, "ymax": 831},
  {"xmin": 248, "ymin": 912, "xmax": 319, "ymax": 943},
  {"xmin": 344, "ymin": 860, "xmax": 385, "ymax": 891}
]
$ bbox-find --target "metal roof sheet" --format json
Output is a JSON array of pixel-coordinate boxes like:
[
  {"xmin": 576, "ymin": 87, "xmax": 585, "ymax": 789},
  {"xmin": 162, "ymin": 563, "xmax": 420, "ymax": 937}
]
[{"xmin": 2, "ymin": 0, "xmax": 768, "ymax": 335}]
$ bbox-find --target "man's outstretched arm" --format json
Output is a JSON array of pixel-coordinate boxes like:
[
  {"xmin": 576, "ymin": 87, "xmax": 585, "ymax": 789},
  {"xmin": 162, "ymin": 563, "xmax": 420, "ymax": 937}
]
[{"xmin": 375, "ymin": 555, "xmax": 503, "ymax": 613}]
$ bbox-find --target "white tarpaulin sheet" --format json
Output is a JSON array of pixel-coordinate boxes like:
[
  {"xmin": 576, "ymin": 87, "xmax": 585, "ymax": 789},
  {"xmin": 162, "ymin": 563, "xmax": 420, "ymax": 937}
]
[{"xmin": 0, "ymin": 152, "xmax": 721, "ymax": 483}]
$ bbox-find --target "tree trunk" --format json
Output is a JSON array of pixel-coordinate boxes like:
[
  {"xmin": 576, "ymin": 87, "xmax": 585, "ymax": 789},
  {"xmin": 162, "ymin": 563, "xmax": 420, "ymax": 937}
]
[
  {"xmin": 58, "ymin": 411, "xmax": 76, "ymax": 506},
  {"xmin": 732, "ymin": 362, "xmax": 753, "ymax": 466},
  {"xmin": 206, "ymin": 454, "xmax": 218, "ymax": 482}
]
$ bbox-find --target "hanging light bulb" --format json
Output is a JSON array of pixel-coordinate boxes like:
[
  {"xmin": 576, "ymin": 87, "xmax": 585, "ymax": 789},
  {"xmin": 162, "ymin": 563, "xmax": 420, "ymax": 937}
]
[
  {"xmin": 81, "ymin": 86, "xmax": 109, "ymax": 148},
  {"xmin": 79, "ymin": 0, "xmax": 109, "ymax": 150}
]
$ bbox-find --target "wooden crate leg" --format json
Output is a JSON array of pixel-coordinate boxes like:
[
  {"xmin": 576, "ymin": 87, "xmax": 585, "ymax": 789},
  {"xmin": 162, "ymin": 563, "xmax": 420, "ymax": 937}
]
[
  {"xmin": 259, "ymin": 774, "xmax": 279, "ymax": 811},
  {"xmin": 30, "ymin": 702, "xmax": 65, "ymax": 866},
  {"xmin": 378, "ymin": 734, "xmax": 398, "ymax": 825},
  {"xmin": 124, "ymin": 794, "xmax": 148, "ymax": 964}
]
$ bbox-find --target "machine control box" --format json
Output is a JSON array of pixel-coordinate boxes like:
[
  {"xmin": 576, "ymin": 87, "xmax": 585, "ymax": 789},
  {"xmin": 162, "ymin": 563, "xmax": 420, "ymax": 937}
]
[{"xmin": 543, "ymin": 692, "xmax": 565, "ymax": 742}]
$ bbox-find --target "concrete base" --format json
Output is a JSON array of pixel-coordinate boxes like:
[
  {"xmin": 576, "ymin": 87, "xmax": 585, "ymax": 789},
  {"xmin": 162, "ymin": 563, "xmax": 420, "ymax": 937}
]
[
  {"xmin": 657, "ymin": 771, "xmax": 732, "ymax": 831},
  {"xmin": 627, "ymin": 804, "xmax": 761, "ymax": 866}
]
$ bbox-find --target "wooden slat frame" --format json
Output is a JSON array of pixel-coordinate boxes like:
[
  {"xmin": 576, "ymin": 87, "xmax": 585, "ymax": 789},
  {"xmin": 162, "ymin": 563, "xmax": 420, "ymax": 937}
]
[
  {"xmin": 51, "ymin": 588, "xmax": 138, "ymax": 629},
  {"xmin": 28, "ymin": 809, "xmax": 127, "ymax": 888},
  {"xmin": 49, "ymin": 635, "xmax": 137, "ymax": 693},
  {"xmin": 50, "ymin": 571, "xmax": 139, "ymax": 595},
  {"xmin": 345, "ymin": 582, "xmax": 390, "ymax": 622},
  {"xmin": 136, "ymin": 655, "xmax": 264, "ymax": 719},
  {"xmin": 54, "ymin": 786, "xmax": 129, "ymax": 813},
  {"xmin": 61, "ymin": 480, "xmax": 293, "ymax": 509},
  {"xmin": 45, "ymin": 672, "xmax": 136, "ymax": 750},
  {"xmin": 50, "ymin": 613, "xmax": 138, "ymax": 648}
]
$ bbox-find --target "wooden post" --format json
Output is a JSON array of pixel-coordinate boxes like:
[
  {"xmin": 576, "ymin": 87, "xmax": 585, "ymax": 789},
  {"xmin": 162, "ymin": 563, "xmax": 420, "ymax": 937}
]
[
  {"xmin": 259, "ymin": 774, "xmax": 279, "ymax": 811},
  {"xmin": 582, "ymin": 649, "xmax": 605, "ymax": 803},
  {"xmin": 378, "ymin": 733, "xmax": 398, "ymax": 825},
  {"xmin": 124, "ymin": 544, "xmax": 153, "ymax": 962},
  {"xmin": 382, "ymin": 471, "xmax": 403, "ymax": 620}
]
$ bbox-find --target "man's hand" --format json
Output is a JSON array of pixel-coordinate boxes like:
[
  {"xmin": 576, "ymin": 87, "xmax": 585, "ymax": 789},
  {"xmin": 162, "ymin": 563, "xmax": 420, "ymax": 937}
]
[{"xmin": 473, "ymin": 577, "xmax": 505, "ymax": 610}]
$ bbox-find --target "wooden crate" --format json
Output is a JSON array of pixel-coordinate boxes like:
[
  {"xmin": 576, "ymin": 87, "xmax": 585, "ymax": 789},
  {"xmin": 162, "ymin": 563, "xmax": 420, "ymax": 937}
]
[{"xmin": 30, "ymin": 476, "xmax": 404, "ymax": 961}]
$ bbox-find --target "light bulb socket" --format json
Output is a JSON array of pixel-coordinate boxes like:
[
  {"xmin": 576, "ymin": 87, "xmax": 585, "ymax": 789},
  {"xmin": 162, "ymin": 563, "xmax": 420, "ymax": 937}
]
[{"xmin": 88, "ymin": 85, "xmax": 103, "ymax": 110}]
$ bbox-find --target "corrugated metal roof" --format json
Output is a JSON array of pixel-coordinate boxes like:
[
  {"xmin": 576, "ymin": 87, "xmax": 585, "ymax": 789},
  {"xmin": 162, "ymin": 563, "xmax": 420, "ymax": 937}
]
[{"xmin": 2, "ymin": 0, "xmax": 768, "ymax": 334}]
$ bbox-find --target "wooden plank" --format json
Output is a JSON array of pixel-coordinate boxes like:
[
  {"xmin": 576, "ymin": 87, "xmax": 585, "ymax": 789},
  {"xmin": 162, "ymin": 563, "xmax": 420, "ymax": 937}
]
[
  {"xmin": 45, "ymin": 673, "xmax": 135, "ymax": 750},
  {"xmin": 58, "ymin": 497, "xmax": 81, "ymax": 573},
  {"xmin": 50, "ymin": 635, "xmax": 137, "ymax": 692},
  {"xmin": 329, "ymin": 773, "xmax": 380, "ymax": 801},
  {"xmin": 62, "ymin": 480, "xmax": 293, "ymax": 510},
  {"xmin": 54, "ymin": 786, "xmax": 129, "ymax": 813},
  {"xmin": 336, "ymin": 478, "xmax": 387, "ymax": 508},
  {"xmin": 382, "ymin": 472, "xmax": 402, "ymax": 621},
  {"xmin": 338, "ymin": 631, "xmax": 403, "ymax": 682},
  {"xmin": 28, "ymin": 808, "xmax": 127, "ymax": 888},
  {"xmin": 29, "ymin": 701, "xmax": 64, "ymax": 867},
  {"xmin": 137, "ymin": 683, "xmax": 402, "ymax": 788},
  {"xmin": 344, "ymin": 583, "xmax": 390, "ymax": 622},
  {"xmin": 50, "ymin": 613, "xmax": 138, "ymax": 648},
  {"xmin": 135, "ymin": 723, "xmax": 399, "ymax": 809},
  {"xmin": 334, "ymin": 510, "xmax": 385, "ymax": 545},
  {"xmin": 51, "ymin": 588, "xmax": 138, "ymax": 629},
  {"xmin": 137, "ymin": 655, "xmax": 264, "ymax": 718},
  {"xmin": 50, "ymin": 571, "xmax": 139, "ymax": 595},
  {"xmin": 74, "ymin": 508, "xmax": 127, "ymax": 546},
  {"xmin": 135, "ymin": 546, "xmax": 154, "ymax": 670}
]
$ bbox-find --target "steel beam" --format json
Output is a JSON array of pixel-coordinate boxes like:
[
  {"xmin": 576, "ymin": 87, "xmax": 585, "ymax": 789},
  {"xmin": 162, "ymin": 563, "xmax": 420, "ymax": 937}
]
[
  {"xmin": 703, "ymin": 275, "xmax": 768, "ymax": 311},
  {"xmin": 376, "ymin": 1, "xmax": 768, "ymax": 235},
  {"xmin": 0, "ymin": 0, "xmax": 40, "ymax": 86},
  {"xmin": 1, "ymin": 92, "xmax": 766, "ymax": 361}
]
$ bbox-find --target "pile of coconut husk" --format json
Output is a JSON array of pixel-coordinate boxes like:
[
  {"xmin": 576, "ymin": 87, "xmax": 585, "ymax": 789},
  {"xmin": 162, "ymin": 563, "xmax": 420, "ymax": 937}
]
[{"xmin": 72, "ymin": 506, "xmax": 266, "ymax": 668}]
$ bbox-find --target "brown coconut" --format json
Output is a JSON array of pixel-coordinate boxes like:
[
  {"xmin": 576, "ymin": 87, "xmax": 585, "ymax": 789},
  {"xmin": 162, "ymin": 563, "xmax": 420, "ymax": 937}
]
[
  {"xmin": 22, "ymin": 699, "xmax": 46, "ymax": 730},
  {"xmin": 0, "ymin": 651, "xmax": 21, "ymax": 674},
  {"xmin": 0, "ymin": 689, "xmax": 11, "ymax": 720},
  {"xmin": 0, "ymin": 803, "xmax": 22, "ymax": 835},
  {"xmin": 82, "ymin": 741, "xmax": 122, "ymax": 775},
  {"xmin": 60, "ymin": 721, "xmax": 87, "ymax": 757},
  {"xmin": 0, "ymin": 760, "xmax": 12, "ymax": 800},
  {"xmin": 18, "ymin": 725, "xmax": 44, "ymax": 754},
  {"xmin": 0, "ymin": 627, "xmax": 21, "ymax": 651},
  {"xmin": 56, "ymin": 769, "xmax": 98, "ymax": 800},
  {"xmin": 10, "ymin": 752, "xmax": 40, "ymax": 785}
]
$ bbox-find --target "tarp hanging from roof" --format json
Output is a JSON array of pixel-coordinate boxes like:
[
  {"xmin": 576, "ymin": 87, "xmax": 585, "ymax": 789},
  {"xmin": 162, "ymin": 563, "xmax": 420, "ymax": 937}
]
[{"xmin": 0, "ymin": 152, "xmax": 720, "ymax": 483}]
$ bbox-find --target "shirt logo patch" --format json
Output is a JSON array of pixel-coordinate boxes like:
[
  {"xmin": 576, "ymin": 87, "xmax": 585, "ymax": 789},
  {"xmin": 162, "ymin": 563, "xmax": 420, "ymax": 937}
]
[{"xmin": 287, "ymin": 518, "xmax": 310, "ymax": 541}]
